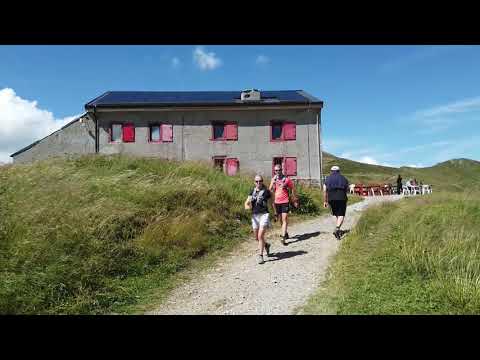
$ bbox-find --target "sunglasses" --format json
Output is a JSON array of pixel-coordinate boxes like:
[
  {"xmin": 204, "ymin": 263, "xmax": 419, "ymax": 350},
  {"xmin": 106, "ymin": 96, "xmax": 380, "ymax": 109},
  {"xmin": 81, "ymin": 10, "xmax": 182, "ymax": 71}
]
[{"xmin": 255, "ymin": 180, "xmax": 263, "ymax": 183}]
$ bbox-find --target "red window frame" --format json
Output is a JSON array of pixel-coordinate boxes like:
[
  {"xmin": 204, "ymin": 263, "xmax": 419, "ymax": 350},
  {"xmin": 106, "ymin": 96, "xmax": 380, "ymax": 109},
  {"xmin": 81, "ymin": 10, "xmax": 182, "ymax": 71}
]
[
  {"xmin": 211, "ymin": 121, "xmax": 238, "ymax": 141},
  {"xmin": 270, "ymin": 121, "xmax": 296, "ymax": 142},
  {"xmin": 148, "ymin": 123, "xmax": 174, "ymax": 143}
]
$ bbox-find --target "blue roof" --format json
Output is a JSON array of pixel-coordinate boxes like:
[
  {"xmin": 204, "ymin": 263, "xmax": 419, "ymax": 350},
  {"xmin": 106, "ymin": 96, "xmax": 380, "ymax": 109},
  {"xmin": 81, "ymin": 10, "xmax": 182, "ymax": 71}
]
[{"xmin": 85, "ymin": 90, "xmax": 322, "ymax": 109}]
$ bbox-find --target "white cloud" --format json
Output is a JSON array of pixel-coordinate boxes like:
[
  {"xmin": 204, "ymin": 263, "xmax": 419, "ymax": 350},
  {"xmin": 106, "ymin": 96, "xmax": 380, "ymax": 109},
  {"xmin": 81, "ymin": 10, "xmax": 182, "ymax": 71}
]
[
  {"xmin": 193, "ymin": 46, "xmax": 222, "ymax": 71},
  {"xmin": 413, "ymin": 96, "xmax": 480, "ymax": 118},
  {"xmin": 256, "ymin": 55, "xmax": 270, "ymax": 65},
  {"xmin": 356, "ymin": 156, "xmax": 393, "ymax": 167},
  {"xmin": 396, "ymin": 95, "xmax": 480, "ymax": 134},
  {"xmin": 0, "ymin": 88, "xmax": 80, "ymax": 163},
  {"xmin": 359, "ymin": 156, "xmax": 379, "ymax": 165},
  {"xmin": 171, "ymin": 57, "xmax": 181, "ymax": 68}
]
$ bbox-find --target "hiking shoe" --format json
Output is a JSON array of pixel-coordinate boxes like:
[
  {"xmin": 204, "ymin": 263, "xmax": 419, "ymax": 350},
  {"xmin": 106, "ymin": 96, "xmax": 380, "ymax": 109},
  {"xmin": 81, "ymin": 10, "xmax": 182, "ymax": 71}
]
[
  {"xmin": 285, "ymin": 232, "xmax": 289, "ymax": 240},
  {"xmin": 280, "ymin": 235, "xmax": 287, "ymax": 246},
  {"xmin": 265, "ymin": 242, "xmax": 271, "ymax": 257},
  {"xmin": 333, "ymin": 230, "xmax": 341, "ymax": 240},
  {"xmin": 256, "ymin": 255, "xmax": 265, "ymax": 264}
]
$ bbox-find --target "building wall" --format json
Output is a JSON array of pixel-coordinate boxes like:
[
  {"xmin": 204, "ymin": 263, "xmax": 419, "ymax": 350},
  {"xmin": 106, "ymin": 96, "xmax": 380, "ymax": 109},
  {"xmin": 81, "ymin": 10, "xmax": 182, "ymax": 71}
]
[
  {"xmin": 12, "ymin": 117, "xmax": 96, "ymax": 163},
  {"xmin": 97, "ymin": 108, "xmax": 321, "ymax": 182}
]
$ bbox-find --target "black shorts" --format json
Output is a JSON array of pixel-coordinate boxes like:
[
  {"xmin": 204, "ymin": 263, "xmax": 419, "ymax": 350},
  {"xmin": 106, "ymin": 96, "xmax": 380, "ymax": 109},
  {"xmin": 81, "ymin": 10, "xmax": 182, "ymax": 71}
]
[
  {"xmin": 275, "ymin": 203, "xmax": 290, "ymax": 214},
  {"xmin": 329, "ymin": 200, "xmax": 347, "ymax": 216}
]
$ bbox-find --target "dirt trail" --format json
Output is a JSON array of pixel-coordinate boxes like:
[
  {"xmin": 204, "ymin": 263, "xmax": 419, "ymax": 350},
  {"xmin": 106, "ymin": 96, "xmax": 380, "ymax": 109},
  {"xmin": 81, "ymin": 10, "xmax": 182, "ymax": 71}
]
[{"xmin": 147, "ymin": 195, "xmax": 403, "ymax": 315}]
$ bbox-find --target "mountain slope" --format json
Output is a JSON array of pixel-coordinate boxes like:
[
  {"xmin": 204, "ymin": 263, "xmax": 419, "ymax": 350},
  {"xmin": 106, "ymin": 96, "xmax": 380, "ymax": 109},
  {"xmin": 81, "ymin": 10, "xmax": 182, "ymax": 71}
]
[{"xmin": 323, "ymin": 153, "xmax": 480, "ymax": 192}]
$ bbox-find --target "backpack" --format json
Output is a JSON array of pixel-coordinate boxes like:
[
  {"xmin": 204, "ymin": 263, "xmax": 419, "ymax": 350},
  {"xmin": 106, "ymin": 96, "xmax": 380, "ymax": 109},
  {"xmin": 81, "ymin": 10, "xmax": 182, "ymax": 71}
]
[
  {"xmin": 251, "ymin": 187, "xmax": 268, "ymax": 209},
  {"xmin": 272, "ymin": 175, "xmax": 290, "ymax": 194}
]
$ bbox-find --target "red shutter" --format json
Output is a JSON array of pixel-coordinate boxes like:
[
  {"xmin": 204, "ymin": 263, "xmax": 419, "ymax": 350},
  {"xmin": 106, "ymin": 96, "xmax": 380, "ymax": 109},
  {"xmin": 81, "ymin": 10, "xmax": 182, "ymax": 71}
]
[
  {"xmin": 122, "ymin": 123, "xmax": 135, "ymax": 142},
  {"xmin": 226, "ymin": 158, "xmax": 239, "ymax": 176},
  {"xmin": 161, "ymin": 124, "xmax": 173, "ymax": 142},
  {"xmin": 284, "ymin": 157, "xmax": 297, "ymax": 176},
  {"xmin": 225, "ymin": 122, "xmax": 238, "ymax": 140},
  {"xmin": 283, "ymin": 122, "xmax": 296, "ymax": 140}
]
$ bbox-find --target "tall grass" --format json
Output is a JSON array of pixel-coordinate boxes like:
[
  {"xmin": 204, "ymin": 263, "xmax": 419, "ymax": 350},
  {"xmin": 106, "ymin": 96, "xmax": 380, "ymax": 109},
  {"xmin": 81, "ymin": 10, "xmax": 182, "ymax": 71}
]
[
  {"xmin": 302, "ymin": 190, "xmax": 480, "ymax": 314},
  {"xmin": 0, "ymin": 155, "xmax": 325, "ymax": 314}
]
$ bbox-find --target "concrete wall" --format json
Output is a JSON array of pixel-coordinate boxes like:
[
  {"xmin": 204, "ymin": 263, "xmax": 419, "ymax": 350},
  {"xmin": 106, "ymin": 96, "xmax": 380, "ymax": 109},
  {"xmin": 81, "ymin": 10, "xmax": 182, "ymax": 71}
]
[
  {"xmin": 12, "ymin": 117, "xmax": 96, "ymax": 164},
  {"xmin": 97, "ymin": 108, "xmax": 321, "ymax": 182}
]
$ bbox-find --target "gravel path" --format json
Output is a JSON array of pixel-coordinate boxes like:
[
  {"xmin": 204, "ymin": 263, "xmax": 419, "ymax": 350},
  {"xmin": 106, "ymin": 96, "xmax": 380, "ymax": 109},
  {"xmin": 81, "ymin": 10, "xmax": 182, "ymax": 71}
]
[{"xmin": 147, "ymin": 195, "xmax": 403, "ymax": 315}]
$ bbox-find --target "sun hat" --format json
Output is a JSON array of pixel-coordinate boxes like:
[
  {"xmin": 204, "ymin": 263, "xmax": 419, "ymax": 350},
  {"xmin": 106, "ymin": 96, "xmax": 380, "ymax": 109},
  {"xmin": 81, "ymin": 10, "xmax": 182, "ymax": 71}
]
[{"xmin": 331, "ymin": 165, "xmax": 340, "ymax": 171}]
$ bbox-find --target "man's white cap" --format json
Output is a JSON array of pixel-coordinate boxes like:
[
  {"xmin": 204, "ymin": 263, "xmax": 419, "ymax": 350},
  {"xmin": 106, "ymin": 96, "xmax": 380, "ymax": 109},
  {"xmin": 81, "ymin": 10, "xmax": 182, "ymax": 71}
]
[{"xmin": 331, "ymin": 165, "xmax": 340, "ymax": 171}]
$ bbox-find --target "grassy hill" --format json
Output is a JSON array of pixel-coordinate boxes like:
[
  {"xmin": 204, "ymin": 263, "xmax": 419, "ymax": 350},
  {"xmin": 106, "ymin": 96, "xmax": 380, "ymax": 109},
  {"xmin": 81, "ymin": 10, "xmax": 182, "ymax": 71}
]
[
  {"xmin": 0, "ymin": 155, "xmax": 330, "ymax": 314},
  {"xmin": 1, "ymin": 153, "xmax": 479, "ymax": 314},
  {"xmin": 323, "ymin": 152, "xmax": 480, "ymax": 192},
  {"xmin": 302, "ymin": 153, "xmax": 480, "ymax": 314}
]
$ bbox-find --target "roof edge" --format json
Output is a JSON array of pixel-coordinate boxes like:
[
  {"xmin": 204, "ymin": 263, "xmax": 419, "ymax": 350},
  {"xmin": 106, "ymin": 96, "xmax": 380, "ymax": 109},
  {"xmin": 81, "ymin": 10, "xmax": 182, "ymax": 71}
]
[{"xmin": 84, "ymin": 90, "xmax": 323, "ymax": 109}]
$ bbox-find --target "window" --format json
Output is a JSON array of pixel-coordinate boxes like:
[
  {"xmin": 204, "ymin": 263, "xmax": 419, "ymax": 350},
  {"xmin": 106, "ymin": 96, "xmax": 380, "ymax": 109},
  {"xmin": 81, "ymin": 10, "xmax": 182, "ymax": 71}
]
[
  {"xmin": 150, "ymin": 125, "xmax": 161, "ymax": 142},
  {"xmin": 213, "ymin": 156, "xmax": 226, "ymax": 172},
  {"xmin": 211, "ymin": 122, "xmax": 238, "ymax": 141},
  {"xmin": 213, "ymin": 124, "xmax": 225, "ymax": 140},
  {"xmin": 272, "ymin": 157, "xmax": 297, "ymax": 176},
  {"xmin": 110, "ymin": 123, "xmax": 135, "ymax": 143},
  {"xmin": 270, "ymin": 121, "xmax": 296, "ymax": 141},
  {"xmin": 271, "ymin": 122, "xmax": 283, "ymax": 140},
  {"xmin": 213, "ymin": 156, "xmax": 239, "ymax": 176},
  {"xmin": 149, "ymin": 124, "xmax": 173, "ymax": 142},
  {"xmin": 111, "ymin": 124, "xmax": 122, "ymax": 142}
]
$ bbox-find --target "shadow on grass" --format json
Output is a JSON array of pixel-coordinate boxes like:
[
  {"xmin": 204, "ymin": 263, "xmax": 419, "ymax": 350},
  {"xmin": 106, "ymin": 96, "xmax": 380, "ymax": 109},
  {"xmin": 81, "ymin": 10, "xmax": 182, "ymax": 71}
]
[{"xmin": 268, "ymin": 250, "xmax": 308, "ymax": 262}]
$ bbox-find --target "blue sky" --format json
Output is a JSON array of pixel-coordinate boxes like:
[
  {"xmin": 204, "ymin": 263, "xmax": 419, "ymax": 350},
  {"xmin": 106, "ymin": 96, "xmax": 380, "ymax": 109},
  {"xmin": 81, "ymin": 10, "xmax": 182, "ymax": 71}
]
[{"xmin": 1, "ymin": 45, "xmax": 479, "ymax": 166}]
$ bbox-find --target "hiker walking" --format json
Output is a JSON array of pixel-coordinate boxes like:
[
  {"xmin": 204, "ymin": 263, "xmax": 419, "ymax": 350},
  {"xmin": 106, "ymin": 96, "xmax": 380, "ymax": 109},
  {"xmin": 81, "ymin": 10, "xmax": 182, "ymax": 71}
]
[
  {"xmin": 269, "ymin": 164, "xmax": 298, "ymax": 245},
  {"xmin": 245, "ymin": 175, "xmax": 272, "ymax": 265},
  {"xmin": 323, "ymin": 165, "xmax": 349, "ymax": 240},
  {"xmin": 396, "ymin": 174, "xmax": 402, "ymax": 195}
]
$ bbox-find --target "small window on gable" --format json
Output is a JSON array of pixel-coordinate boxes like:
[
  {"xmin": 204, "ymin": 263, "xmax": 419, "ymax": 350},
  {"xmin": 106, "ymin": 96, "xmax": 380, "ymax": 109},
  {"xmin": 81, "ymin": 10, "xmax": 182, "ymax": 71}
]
[
  {"xmin": 111, "ymin": 124, "xmax": 122, "ymax": 142},
  {"xmin": 150, "ymin": 125, "xmax": 161, "ymax": 142}
]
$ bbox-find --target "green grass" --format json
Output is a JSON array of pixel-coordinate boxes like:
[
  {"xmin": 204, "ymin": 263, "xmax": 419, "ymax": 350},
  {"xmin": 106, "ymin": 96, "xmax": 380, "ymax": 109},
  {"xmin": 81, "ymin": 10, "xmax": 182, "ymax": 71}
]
[
  {"xmin": 301, "ymin": 189, "xmax": 480, "ymax": 314},
  {"xmin": 3, "ymin": 151, "xmax": 478, "ymax": 314},
  {"xmin": 0, "ymin": 155, "xmax": 329, "ymax": 314}
]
